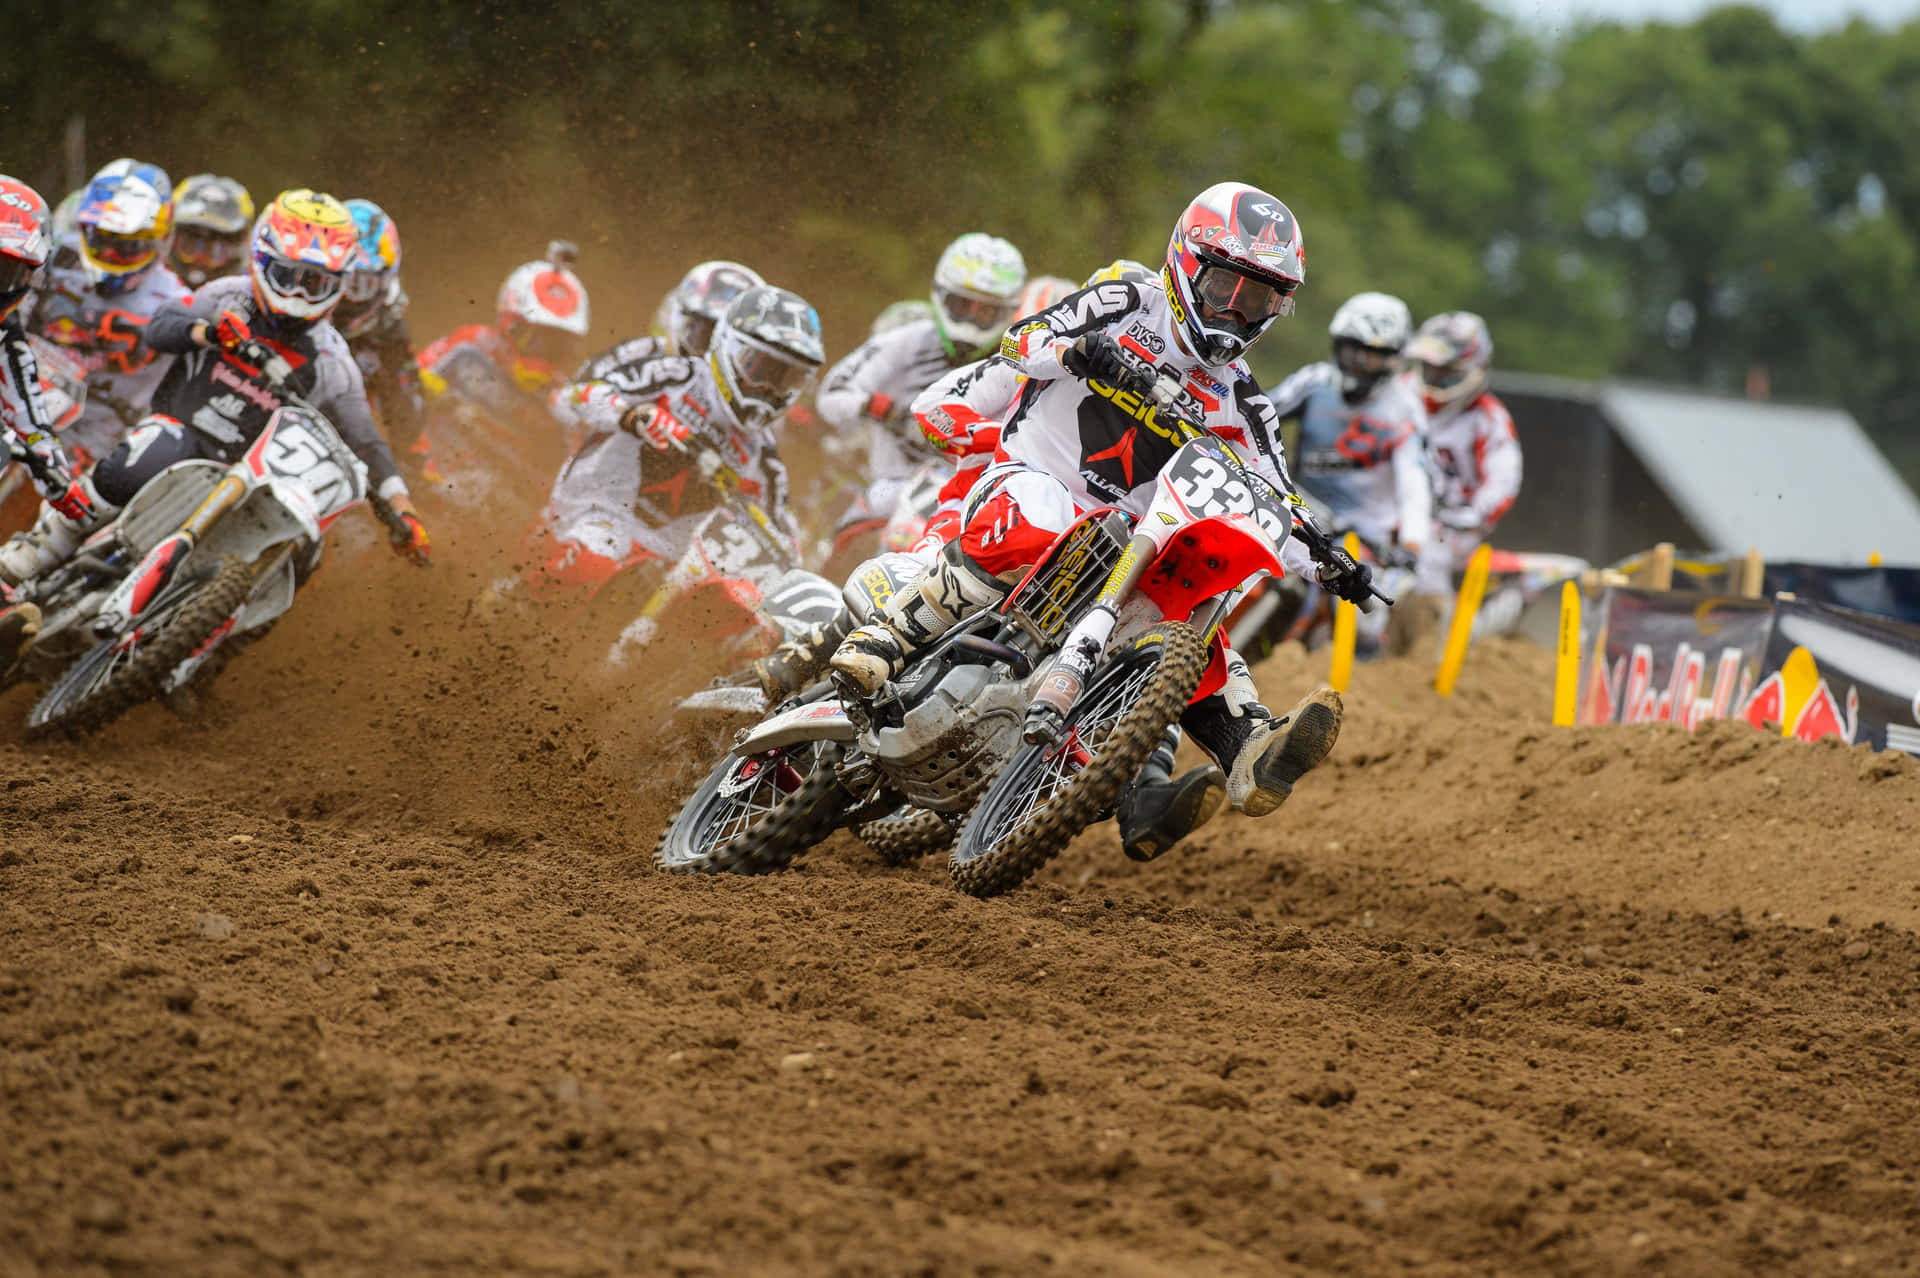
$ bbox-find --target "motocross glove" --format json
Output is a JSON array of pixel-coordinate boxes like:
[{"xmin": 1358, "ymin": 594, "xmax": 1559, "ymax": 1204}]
[
  {"xmin": 1062, "ymin": 332, "xmax": 1134, "ymax": 386},
  {"xmin": 45, "ymin": 479, "xmax": 92, "ymax": 523},
  {"xmin": 212, "ymin": 311, "xmax": 252, "ymax": 350},
  {"xmin": 1316, "ymin": 553, "xmax": 1375, "ymax": 605},
  {"xmin": 374, "ymin": 500, "xmax": 432, "ymax": 567},
  {"xmin": 620, "ymin": 403, "xmax": 681, "ymax": 451}
]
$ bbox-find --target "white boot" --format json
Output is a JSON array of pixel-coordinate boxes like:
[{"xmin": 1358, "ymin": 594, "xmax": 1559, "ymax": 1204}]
[
  {"xmin": 829, "ymin": 546, "xmax": 1009, "ymax": 694},
  {"xmin": 0, "ymin": 483, "xmax": 103, "ymax": 586}
]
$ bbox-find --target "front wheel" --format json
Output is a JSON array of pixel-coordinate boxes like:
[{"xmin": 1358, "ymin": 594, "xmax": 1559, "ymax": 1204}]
[
  {"xmin": 654, "ymin": 740, "xmax": 847, "ymax": 875},
  {"xmin": 950, "ymin": 622, "xmax": 1209, "ymax": 898},
  {"xmin": 27, "ymin": 555, "xmax": 253, "ymax": 737}
]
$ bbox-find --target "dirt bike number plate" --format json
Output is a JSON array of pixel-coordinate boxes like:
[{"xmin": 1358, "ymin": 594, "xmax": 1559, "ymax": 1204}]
[
  {"xmin": 1152, "ymin": 439, "xmax": 1292, "ymax": 550},
  {"xmin": 258, "ymin": 413, "xmax": 362, "ymax": 518}
]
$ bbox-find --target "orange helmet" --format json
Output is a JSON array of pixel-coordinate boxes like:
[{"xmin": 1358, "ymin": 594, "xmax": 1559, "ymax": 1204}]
[{"xmin": 249, "ymin": 189, "xmax": 358, "ymax": 325}]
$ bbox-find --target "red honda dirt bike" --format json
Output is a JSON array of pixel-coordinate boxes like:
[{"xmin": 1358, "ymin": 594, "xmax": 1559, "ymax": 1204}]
[{"xmin": 655, "ymin": 363, "xmax": 1385, "ymax": 895}]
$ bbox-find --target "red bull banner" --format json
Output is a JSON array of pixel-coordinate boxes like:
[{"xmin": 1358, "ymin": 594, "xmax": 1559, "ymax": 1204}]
[
  {"xmin": 1579, "ymin": 587, "xmax": 1774, "ymax": 729},
  {"xmin": 1742, "ymin": 599, "xmax": 1920, "ymax": 756}
]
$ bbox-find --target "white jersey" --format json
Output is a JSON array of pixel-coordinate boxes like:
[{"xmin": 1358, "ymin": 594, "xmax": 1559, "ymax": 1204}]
[
  {"xmin": 816, "ymin": 316, "xmax": 966, "ymax": 487},
  {"xmin": 996, "ymin": 277, "xmax": 1313, "ymax": 577},
  {"xmin": 910, "ymin": 354, "xmax": 1023, "ymax": 459},
  {"xmin": 546, "ymin": 352, "xmax": 796, "ymax": 566},
  {"xmin": 1267, "ymin": 362, "xmax": 1429, "ymax": 550},
  {"xmin": 1423, "ymin": 391, "xmax": 1522, "ymax": 534},
  {"xmin": 28, "ymin": 265, "xmax": 191, "ymax": 460}
]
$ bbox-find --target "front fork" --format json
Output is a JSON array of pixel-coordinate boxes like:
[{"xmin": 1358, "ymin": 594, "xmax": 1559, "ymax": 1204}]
[{"xmin": 91, "ymin": 473, "xmax": 248, "ymax": 638}]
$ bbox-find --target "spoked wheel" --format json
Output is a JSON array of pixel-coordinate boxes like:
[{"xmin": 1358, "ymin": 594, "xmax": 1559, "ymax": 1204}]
[
  {"xmin": 857, "ymin": 805, "xmax": 956, "ymax": 867},
  {"xmin": 950, "ymin": 623, "xmax": 1209, "ymax": 898},
  {"xmin": 654, "ymin": 740, "xmax": 848, "ymax": 875},
  {"xmin": 27, "ymin": 555, "xmax": 253, "ymax": 738}
]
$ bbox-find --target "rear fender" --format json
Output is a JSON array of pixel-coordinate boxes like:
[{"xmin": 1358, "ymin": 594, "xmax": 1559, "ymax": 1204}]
[
  {"xmin": 734, "ymin": 699, "xmax": 857, "ymax": 752},
  {"xmin": 1134, "ymin": 512, "xmax": 1282, "ymax": 623}
]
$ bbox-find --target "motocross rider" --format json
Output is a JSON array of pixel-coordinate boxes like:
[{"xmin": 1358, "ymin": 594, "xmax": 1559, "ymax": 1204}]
[
  {"xmin": 1265, "ymin": 291, "xmax": 1429, "ymax": 644},
  {"xmin": 1401, "ymin": 312, "xmax": 1521, "ymax": 596},
  {"xmin": 336, "ymin": 199, "xmax": 426, "ymax": 449},
  {"xmin": 815, "ymin": 233, "xmax": 1027, "ymax": 549},
  {"xmin": 0, "ymin": 176, "xmax": 94, "ymax": 672},
  {"xmin": 412, "ymin": 242, "xmax": 590, "ymax": 470},
  {"xmin": 28, "ymin": 159, "xmax": 191, "ymax": 466},
  {"xmin": 527, "ymin": 284, "xmax": 823, "ymax": 597},
  {"xmin": 0, "ymin": 190, "xmax": 431, "ymax": 613},
  {"xmin": 168, "ymin": 174, "xmax": 254, "ymax": 288},
  {"xmin": 829, "ymin": 183, "xmax": 1373, "ymax": 859}
]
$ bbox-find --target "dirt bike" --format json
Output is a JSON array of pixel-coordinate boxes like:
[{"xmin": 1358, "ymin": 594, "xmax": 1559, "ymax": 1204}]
[
  {"xmin": 655, "ymin": 360, "xmax": 1387, "ymax": 893},
  {"xmin": 5, "ymin": 343, "xmax": 380, "ymax": 735},
  {"xmin": 600, "ymin": 432, "xmax": 841, "ymax": 672}
]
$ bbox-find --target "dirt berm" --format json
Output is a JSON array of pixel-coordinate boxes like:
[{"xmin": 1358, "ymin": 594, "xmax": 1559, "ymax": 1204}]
[{"xmin": 3, "ymin": 538, "xmax": 1918, "ymax": 1276}]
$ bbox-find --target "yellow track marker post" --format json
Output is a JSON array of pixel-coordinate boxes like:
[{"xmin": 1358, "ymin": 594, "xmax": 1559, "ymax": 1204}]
[
  {"xmin": 1870, "ymin": 550, "xmax": 1884, "ymax": 567},
  {"xmin": 1434, "ymin": 542, "xmax": 1493, "ymax": 697},
  {"xmin": 1553, "ymin": 580, "xmax": 1581, "ymax": 726},
  {"xmin": 1328, "ymin": 531, "xmax": 1360, "ymax": 693}
]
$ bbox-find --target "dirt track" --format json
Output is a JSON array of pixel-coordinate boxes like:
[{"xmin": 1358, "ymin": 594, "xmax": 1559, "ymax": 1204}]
[{"xmin": 4, "ymin": 536, "xmax": 1920, "ymax": 1276}]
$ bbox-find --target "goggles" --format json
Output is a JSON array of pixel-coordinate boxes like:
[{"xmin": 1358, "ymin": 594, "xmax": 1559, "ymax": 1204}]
[
  {"xmin": 731, "ymin": 338, "xmax": 818, "ymax": 403},
  {"xmin": 262, "ymin": 256, "xmax": 343, "ymax": 303},
  {"xmin": 1335, "ymin": 339, "xmax": 1398, "ymax": 377},
  {"xmin": 82, "ymin": 225, "xmax": 162, "ymax": 271},
  {"xmin": 678, "ymin": 311, "xmax": 717, "ymax": 356},
  {"xmin": 341, "ymin": 268, "xmax": 386, "ymax": 306},
  {"xmin": 174, "ymin": 227, "xmax": 244, "ymax": 272},
  {"xmin": 1419, "ymin": 360, "xmax": 1471, "ymax": 389},
  {"xmin": 0, "ymin": 254, "xmax": 36, "ymax": 295},
  {"xmin": 507, "ymin": 320, "xmax": 585, "ymax": 368},
  {"xmin": 936, "ymin": 288, "xmax": 1017, "ymax": 334},
  {"xmin": 1190, "ymin": 252, "xmax": 1298, "ymax": 334}
]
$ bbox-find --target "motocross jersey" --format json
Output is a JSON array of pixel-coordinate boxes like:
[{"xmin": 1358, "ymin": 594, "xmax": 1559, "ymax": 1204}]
[
  {"xmin": 912, "ymin": 354, "xmax": 1022, "ymax": 462},
  {"xmin": 817, "ymin": 316, "xmax": 970, "ymax": 489},
  {"xmin": 1421, "ymin": 390, "xmax": 1522, "ymax": 538},
  {"xmin": 0, "ymin": 314, "xmax": 80, "ymax": 503},
  {"xmin": 996, "ymin": 277, "xmax": 1314, "ymax": 577},
  {"xmin": 1266, "ymin": 362, "xmax": 1430, "ymax": 552},
  {"xmin": 545, "ymin": 351, "xmax": 798, "ymax": 566},
  {"xmin": 416, "ymin": 324, "xmax": 567, "ymax": 437},
  {"xmin": 347, "ymin": 287, "xmax": 426, "ymax": 445},
  {"xmin": 28, "ymin": 265, "xmax": 191, "ymax": 461},
  {"xmin": 574, "ymin": 335, "xmax": 670, "ymax": 382},
  {"xmin": 144, "ymin": 276, "xmax": 407, "ymax": 499}
]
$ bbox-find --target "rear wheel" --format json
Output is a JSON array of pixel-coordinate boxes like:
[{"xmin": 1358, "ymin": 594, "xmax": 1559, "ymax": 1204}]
[
  {"xmin": 950, "ymin": 623, "xmax": 1208, "ymax": 898},
  {"xmin": 857, "ymin": 806, "xmax": 955, "ymax": 866},
  {"xmin": 27, "ymin": 555, "xmax": 253, "ymax": 738},
  {"xmin": 654, "ymin": 740, "xmax": 847, "ymax": 875}
]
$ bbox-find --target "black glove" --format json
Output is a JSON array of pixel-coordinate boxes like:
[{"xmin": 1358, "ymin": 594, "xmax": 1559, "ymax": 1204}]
[
  {"xmin": 1316, "ymin": 551, "xmax": 1374, "ymax": 604},
  {"xmin": 1062, "ymin": 332, "xmax": 1133, "ymax": 385}
]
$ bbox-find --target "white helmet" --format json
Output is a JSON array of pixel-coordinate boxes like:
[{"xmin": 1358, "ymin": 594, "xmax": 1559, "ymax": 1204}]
[
  {"xmin": 710, "ymin": 285, "xmax": 825, "ymax": 429},
  {"xmin": 655, "ymin": 260, "xmax": 764, "ymax": 358},
  {"xmin": 1328, "ymin": 291, "xmax": 1412, "ymax": 400},
  {"xmin": 931, "ymin": 232, "xmax": 1026, "ymax": 358},
  {"xmin": 496, "ymin": 241, "xmax": 590, "ymax": 389},
  {"xmin": 1406, "ymin": 311, "xmax": 1493, "ymax": 416}
]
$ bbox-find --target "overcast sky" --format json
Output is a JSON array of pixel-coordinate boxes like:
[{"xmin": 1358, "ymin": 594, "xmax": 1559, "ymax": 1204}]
[{"xmin": 1484, "ymin": 0, "xmax": 1920, "ymax": 33}]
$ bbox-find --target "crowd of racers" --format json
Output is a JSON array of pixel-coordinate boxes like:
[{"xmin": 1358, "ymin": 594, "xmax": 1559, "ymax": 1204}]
[{"xmin": 0, "ymin": 158, "xmax": 1522, "ymax": 861}]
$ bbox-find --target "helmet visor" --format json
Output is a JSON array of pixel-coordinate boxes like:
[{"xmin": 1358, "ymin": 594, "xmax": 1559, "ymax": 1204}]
[
  {"xmin": 341, "ymin": 268, "xmax": 385, "ymax": 305},
  {"xmin": 0, "ymin": 255, "xmax": 36, "ymax": 295},
  {"xmin": 82, "ymin": 226, "xmax": 161, "ymax": 271},
  {"xmin": 1191, "ymin": 256, "xmax": 1297, "ymax": 333},
  {"xmin": 1418, "ymin": 359, "xmax": 1471, "ymax": 390},
  {"xmin": 263, "ymin": 256, "xmax": 343, "ymax": 304},
  {"xmin": 733, "ymin": 340, "xmax": 817, "ymax": 404},
  {"xmin": 937, "ymin": 288, "xmax": 1017, "ymax": 335},
  {"xmin": 508, "ymin": 320, "xmax": 585, "ymax": 368},
  {"xmin": 175, "ymin": 227, "xmax": 243, "ymax": 272}
]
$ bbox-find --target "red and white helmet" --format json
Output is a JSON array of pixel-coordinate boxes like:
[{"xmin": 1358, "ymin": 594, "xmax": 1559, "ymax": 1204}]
[
  {"xmin": 1163, "ymin": 182, "xmax": 1305, "ymax": 366},
  {"xmin": 1406, "ymin": 311, "xmax": 1493, "ymax": 416},
  {"xmin": 655, "ymin": 260, "xmax": 764, "ymax": 358},
  {"xmin": 0, "ymin": 176, "xmax": 51, "ymax": 319},
  {"xmin": 497, "ymin": 241, "xmax": 590, "ymax": 389},
  {"xmin": 1015, "ymin": 275, "xmax": 1075, "ymax": 319}
]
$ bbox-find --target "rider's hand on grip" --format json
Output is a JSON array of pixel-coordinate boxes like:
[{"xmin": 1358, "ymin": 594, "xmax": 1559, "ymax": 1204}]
[
  {"xmin": 213, "ymin": 311, "xmax": 252, "ymax": 350},
  {"xmin": 620, "ymin": 402, "xmax": 680, "ymax": 451},
  {"xmin": 46, "ymin": 480, "xmax": 92, "ymax": 523},
  {"xmin": 1316, "ymin": 552, "xmax": 1374, "ymax": 605},
  {"xmin": 387, "ymin": 510, "xmax": 432, "ymax": 567},
  {"xmin": 1063, "ymin": 332, "xmax": 1133, "ymax": 386}
]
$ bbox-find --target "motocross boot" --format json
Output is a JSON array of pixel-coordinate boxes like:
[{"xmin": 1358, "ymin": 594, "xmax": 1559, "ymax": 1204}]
[
  {"xmin": 0, "ymin": 477, "xmax": 109, "ymax": 587},
  {"xmin": 1184, "ymin": 685, "xmax": 1343, "ymax": 817},
  {"xmin": 1117, "ymin": 725, "xmax": 1225, "ymax": 862},
  {"xmin": 753, "ymin": 608, "xmax": 853, "ymax": 702},
  {"xmin": 830, "ymin": 544, "xmax": 1009, "ymax": 695},
  {"xmin": 0, "ymin": 599, "xmax": 41, "ymax": 681}
]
